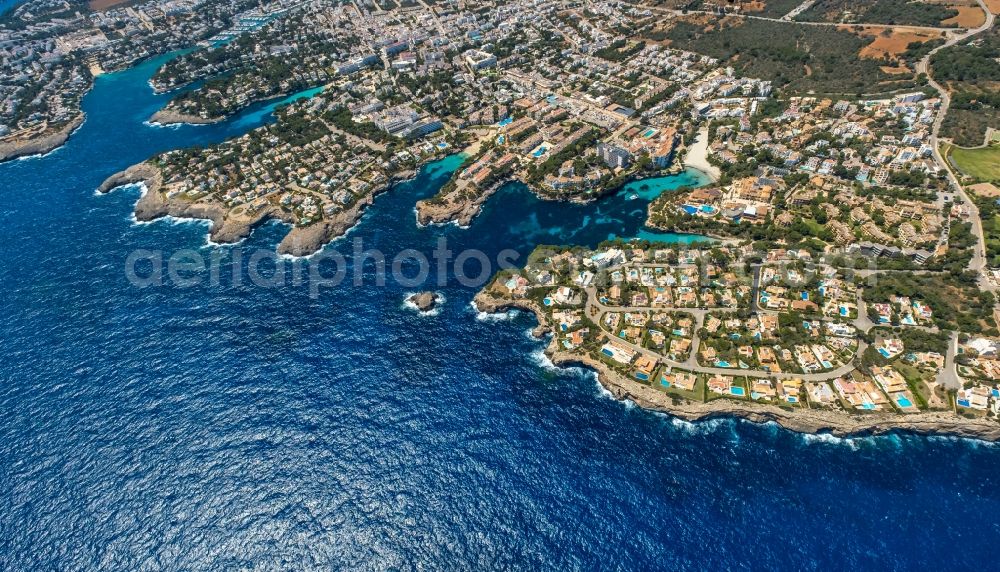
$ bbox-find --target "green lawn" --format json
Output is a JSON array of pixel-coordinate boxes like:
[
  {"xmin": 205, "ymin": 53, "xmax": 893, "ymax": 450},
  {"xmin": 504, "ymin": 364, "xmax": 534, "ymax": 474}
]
[{"xmin": 950, "ymin": 144, "xmax": 1000, "ymax": 182}]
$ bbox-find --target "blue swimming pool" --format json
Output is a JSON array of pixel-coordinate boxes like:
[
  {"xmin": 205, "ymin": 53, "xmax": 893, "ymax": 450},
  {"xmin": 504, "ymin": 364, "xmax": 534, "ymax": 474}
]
[
  {"xmin": 682, "ymin": 205, "xmax": 698, "ymax": 215},
  {"xmin": 878, "ymin": 348, "xmax": 891, "ymax": 358},
  {"xmin": 731, "ymin": 387, "xmax": 746, "ymax": 396},
  {"xmin": 897, "ymin": 396, "xmax": 914, "ymax": 408},
  {"xmin": 716, "ymin": 361, "xmax": 731, "ymax": 368},
  {"xmin": 497, "ymin": 117, "xmax": 513, "ymax": 127},
  {"xmin": 531, "ymin": 146, "xmax": 548, "ymax": 158}
]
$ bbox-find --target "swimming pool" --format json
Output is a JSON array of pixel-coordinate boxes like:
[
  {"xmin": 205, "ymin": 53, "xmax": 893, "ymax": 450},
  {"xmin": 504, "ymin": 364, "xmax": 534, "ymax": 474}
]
[
  {"xmin": 897, "ymin": 396, "xmax": 914, "ymax": 408},
  {"xmin": 682, "ymin": 205, "xmax": 698, "ymax": 215},
  {"xmin": 497, "ymin": 117, "xmax": 512, "ymax": 127},
  {"xmin": 531, "ymin": 145, "xmax": 548, "ymax": 158},
  {"xmin": 635, "ymin": 372, "xmax": 649, "ymax": 381},
  {"xmin": 660, "ymin": 378, "xmax": 671, "ymax": 388},
  {"xmin": 840, "ymin": 306, "xmax": 848, "ymax": 317},
  {"xmin": 642, "ymin": 128, "xmax": 657, "ymax": 138},
  {"xmin": 716, "ymin": 361, "xmax": 731, "ymax": 368},
  {"xmin": 542, "ymin": 297, "xmax": 553, "ymax": 306},
  {"xmin": 730, "ymin": 387, "xmax": 746, "ymax": 396},
  {"xmin": 700, "ymin": 205, "xmax": 716, "ymax": 214},
  {"xmin": 878, "ymin": 348, "xmax": 891, "ymax": 358}
]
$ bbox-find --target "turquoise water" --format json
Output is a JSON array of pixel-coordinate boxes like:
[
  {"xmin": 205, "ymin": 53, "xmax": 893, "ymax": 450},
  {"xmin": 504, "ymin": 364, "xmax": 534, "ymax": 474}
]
[
  {"xmin": 898, "ymin": 396, "xmax": 914, "ymax": 408},
  {"xmin": 4, "ymin": 45, "xmax": 1000, "ymax": 571},
  {"xmin": 223, "ymin": 85, "xmax": 325, "ymax": 130},
  {"xmin": 619, "ymin": 169, "xmax": 712, "ymax": 201},
  {"xmin": 731, "ymin": 387, "xmax": 746, "ymax": 396}
]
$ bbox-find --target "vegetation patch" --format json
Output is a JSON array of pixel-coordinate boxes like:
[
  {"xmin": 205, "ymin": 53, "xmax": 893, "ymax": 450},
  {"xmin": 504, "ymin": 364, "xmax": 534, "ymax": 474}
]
[
  {"xmin": 950, "ymin": 144, "xmax": 1000, "ymax": 182},
  {"xmin": 664, "ymin": 17, "xmax": 900, "ymax": 94}
]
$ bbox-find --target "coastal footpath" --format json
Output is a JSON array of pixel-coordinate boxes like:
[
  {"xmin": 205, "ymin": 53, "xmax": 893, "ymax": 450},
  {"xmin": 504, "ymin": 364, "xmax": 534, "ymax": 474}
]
[{"xmin": 0, "ymin": 116, "xmax": 85, "ymax": 163}]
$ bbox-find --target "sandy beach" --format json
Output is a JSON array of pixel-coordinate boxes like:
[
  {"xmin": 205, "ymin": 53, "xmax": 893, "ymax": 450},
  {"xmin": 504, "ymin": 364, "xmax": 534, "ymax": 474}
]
[{"xmin": 683, "ymin": 126, "xmax": 721, "ymax": 182}]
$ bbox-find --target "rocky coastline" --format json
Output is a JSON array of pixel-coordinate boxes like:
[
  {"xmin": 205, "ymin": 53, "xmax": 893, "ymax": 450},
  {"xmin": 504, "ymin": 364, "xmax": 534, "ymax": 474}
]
[
  {"xmin": 99, "ymin": 163, "xmax": 418, "ymax": 257},
  {"xmin": 407, "ymin": 291, "xmax": 439, "ymax": 312},
  {"xmin": 415, "ymin": 176, "xmax": 513, "ymax": 228},
  {"xmin": 0, "ymin": 115, "xmax": 85, "ymax": 163},
  {"xmin": 148, "ymin": 108, "xmax": 221, "ymax": 125},
  {"xmin": 471, "ymin": 290, "xmax": 1000, "ymax": 442}
]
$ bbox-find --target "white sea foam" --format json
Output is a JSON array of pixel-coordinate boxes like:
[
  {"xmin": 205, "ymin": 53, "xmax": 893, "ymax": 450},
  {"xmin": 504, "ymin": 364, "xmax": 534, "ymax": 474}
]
[
  {"xmin": 143, "ymin": 120, "xmax": 184, "ymax": 130},
  {"xmin": 529, "ymin": 346, "xmax": 560, "ymax": 372},
  {"xmin": 417, "ymin": 214, "xmax": 470, "ymax": 230},
  {"xmin": 799, "ymin": 432, "xmax": 862, "ymax": 450},
  {"xmin": 669, "ymin": 417, "xmax": 728, "ymax": 435},
  {"xmin": 469, "ymin": 300, "xmax": 519, "ymax": 322}
]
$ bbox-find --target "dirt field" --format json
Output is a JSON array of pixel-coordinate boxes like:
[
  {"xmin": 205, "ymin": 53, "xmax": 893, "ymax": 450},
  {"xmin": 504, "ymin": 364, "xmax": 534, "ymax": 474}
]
[
  {"xmin": 88, "ymin": 0, "xmax": 131, "ymax": 10},
  {"xmin": 880, "ymin": 65, "xmax": 911, "ymax": 75},
  {"xmin": 941, "ymin": 5, "xmax": 987, "ymax": 27},
  {"xmin": 984, "ymin": 0, "xmax": 1000, "ymax": 14},
  {"xmin": 850, "ymin": 27, "xmax": 945, "ymax": 60}
]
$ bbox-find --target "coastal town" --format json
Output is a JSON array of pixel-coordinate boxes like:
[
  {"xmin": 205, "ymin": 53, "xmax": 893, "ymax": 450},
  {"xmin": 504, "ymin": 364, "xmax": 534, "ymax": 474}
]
[
  {"xmin": 474, "ymin": 241, "xmax": 1000, "ymax": 438},
  {"xmin": 3, "ymin": 0, "xmax": 1000, "ymax": 435}
]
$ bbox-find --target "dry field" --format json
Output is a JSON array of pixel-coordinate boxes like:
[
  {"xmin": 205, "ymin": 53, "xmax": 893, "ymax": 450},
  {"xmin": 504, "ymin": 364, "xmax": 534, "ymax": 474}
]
[{"xmin": 88, "ymin": 0, "xmax": 131, "ymax": 11}]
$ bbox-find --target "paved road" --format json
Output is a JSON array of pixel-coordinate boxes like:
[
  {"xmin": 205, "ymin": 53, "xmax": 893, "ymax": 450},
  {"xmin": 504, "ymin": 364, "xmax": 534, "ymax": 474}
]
[
  {"xmin": 585, "ymin": 272, "xmax": 865, "ymax": 381},
  {"xmin": 935, "ymin": 331, "xmax": 963, "ymax": 390},
  {"xmin": 917, "ymin": 0, "xmax": 996, "ymax": 288},
  {"xmin": 781, "ymin": 0, "xmax": 817, "ymax": 21}
]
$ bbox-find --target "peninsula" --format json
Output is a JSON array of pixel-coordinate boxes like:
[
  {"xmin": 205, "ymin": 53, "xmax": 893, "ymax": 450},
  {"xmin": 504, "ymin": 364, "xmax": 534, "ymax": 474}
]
[
  {"xmin": 13, "ymin": 0, "xmax": 1000, "ymax": 437},
  {"xmin": 475, "ymin": 242, "xmax": 1000, "ymax": 441}
]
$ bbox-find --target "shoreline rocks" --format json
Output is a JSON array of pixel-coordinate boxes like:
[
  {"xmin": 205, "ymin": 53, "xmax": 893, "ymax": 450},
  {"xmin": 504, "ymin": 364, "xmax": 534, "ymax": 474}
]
[
  {"xmin": 0, "ymin": 115, "xmax": 85, "ymax": 163},
  {"xmin": 408, "ymin": 291, "xmax": 439, "ymax": 312}
]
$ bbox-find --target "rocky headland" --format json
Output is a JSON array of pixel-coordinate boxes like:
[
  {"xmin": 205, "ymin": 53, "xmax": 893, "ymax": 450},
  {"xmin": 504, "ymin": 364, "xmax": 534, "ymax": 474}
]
[
  {"xmin": 148, "ymin": 109, "xmax": 220, "ymax": 125},
  {"xmin": 415, "ymin": 177, "xmax": 511, "ymax": 227},
  {"xmin": 99, "ymin": 163, "xmax": 416, "ymax": 257},
  {"xmin": 0, "ymin": 115, "xmax": 85, "ymax": 163}
]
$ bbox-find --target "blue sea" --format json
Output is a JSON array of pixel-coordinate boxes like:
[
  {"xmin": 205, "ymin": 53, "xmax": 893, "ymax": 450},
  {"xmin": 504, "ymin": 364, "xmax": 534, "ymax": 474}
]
[{"xmin": 2, "ymin": 52, "xmax": 1000, "ymax": 570}]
